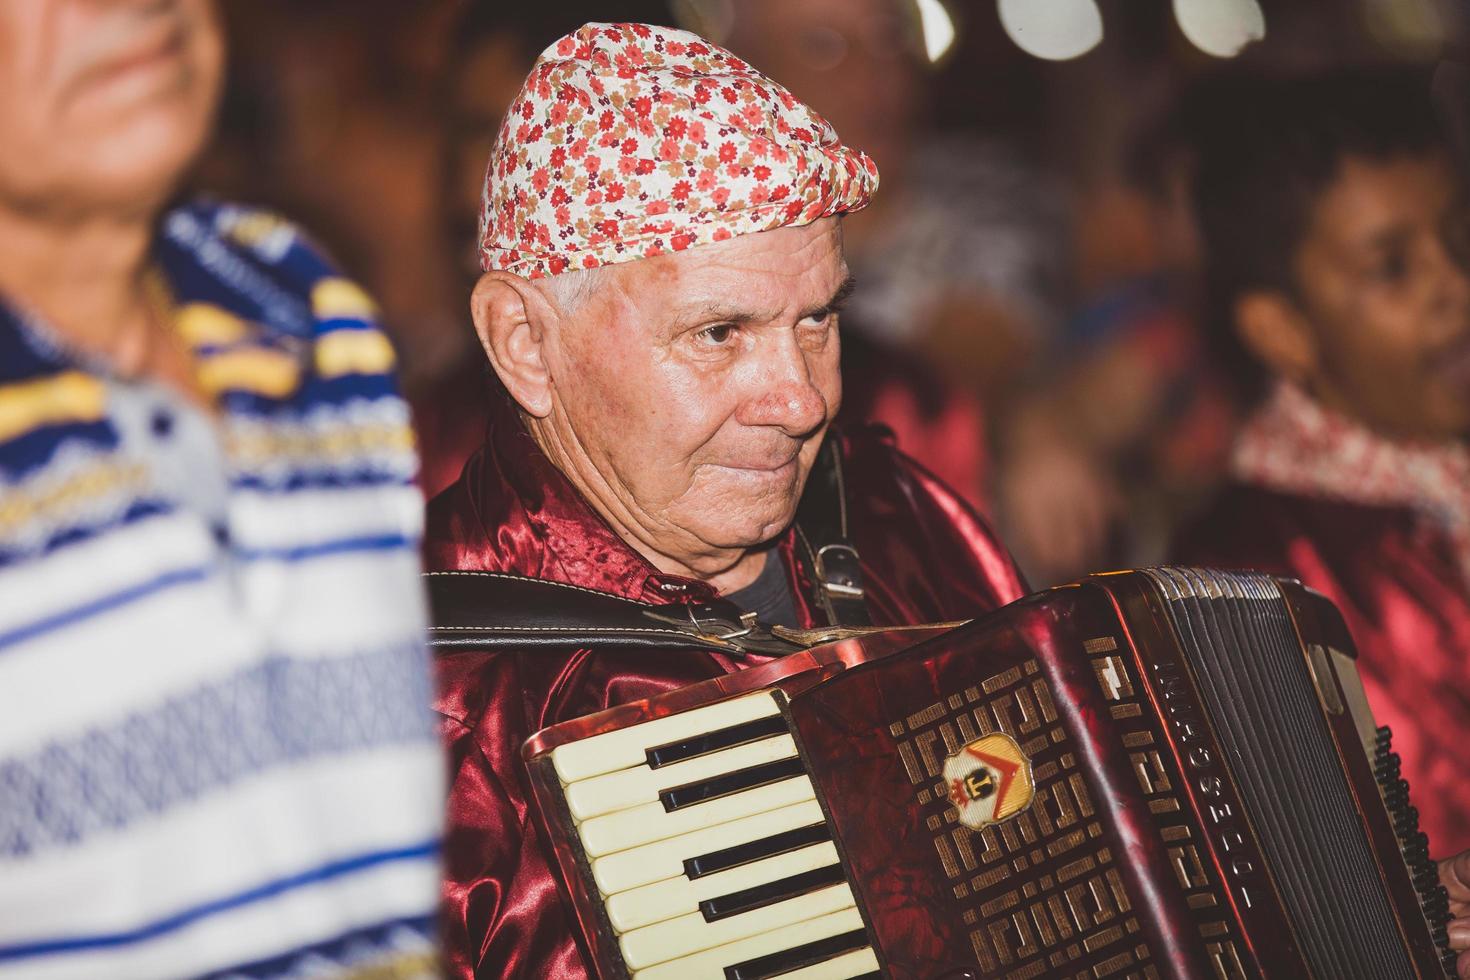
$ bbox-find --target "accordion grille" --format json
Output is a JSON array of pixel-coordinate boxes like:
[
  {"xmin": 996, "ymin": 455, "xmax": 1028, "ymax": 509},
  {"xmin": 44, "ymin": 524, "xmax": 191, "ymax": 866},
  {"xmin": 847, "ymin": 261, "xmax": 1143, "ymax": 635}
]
[{"xmin": 1145, "ymin": 567, "xmax": 1415, "ymax": 980}]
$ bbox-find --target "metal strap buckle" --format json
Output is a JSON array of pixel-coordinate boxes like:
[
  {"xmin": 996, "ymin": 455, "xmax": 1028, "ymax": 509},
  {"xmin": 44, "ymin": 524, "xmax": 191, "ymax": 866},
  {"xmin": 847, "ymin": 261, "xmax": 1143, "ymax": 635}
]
[{"xmin": 814, "ymin": 543, "xmax": 865, "ymax": 599}]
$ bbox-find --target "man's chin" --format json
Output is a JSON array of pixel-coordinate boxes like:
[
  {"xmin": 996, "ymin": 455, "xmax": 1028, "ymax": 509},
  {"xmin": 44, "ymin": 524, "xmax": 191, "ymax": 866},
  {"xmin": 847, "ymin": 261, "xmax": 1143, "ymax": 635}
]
[
  {"xmin": 691, "ymin": 509, "xmax": 801, "ymax": 554},
  {"xmin": 681, "ymin": 464, "xmax": 809, "ymax": 547}
]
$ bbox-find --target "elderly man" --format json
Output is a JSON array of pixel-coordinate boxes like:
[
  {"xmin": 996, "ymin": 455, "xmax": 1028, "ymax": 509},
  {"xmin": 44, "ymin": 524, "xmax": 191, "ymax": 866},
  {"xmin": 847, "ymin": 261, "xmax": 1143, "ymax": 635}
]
[
  {"xmin": 425, "ymin": 22, "xmax": 1025, "ymax": 976},
  {"xmin": 0, "ymin": 2, "xmax": 441, "ymax": 978},
  {"xmin": 428, "ymin": 22, "xmax": 1470, "ymax": 980}
]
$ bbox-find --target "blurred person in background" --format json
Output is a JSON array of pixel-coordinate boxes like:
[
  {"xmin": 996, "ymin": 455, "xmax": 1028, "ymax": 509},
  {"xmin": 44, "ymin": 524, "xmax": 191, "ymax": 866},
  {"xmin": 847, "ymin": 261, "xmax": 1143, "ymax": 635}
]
[
  {"xmin": 986, "ymin": 0, "xmax": 1445, "ymax": 589},
  {"xmin": 994, "ymin": 73, "xmax": 1240, "ymax": 585},
  {"xmin": 0, "ymin": 2, "xmax": 443, "ymax": 977},
  {"xmin": 1172, "ymin": 67, "xmax": 1470, "ymax": 858}
]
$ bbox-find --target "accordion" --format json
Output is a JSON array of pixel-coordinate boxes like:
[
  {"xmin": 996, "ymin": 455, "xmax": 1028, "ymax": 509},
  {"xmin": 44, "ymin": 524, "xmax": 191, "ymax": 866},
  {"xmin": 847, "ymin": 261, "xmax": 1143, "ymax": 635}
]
[{"xmin": 521, "ymin": 568, "xmax": 1457, "ymax": 979}]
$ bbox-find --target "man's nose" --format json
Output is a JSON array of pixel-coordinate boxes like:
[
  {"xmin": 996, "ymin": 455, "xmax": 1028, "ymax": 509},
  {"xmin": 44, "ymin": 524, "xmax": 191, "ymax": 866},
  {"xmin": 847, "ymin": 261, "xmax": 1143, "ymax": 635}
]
[{"xmin": 734, "ymin": 337, "xmax": 829, "ymax": 437}]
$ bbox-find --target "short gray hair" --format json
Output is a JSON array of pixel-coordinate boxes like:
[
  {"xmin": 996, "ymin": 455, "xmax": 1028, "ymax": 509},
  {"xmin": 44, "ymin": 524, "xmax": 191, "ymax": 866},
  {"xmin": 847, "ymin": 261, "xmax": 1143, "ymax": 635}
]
[{"xmin": 534, "ymin": 265, "xmax": 611, "ymax": 315}]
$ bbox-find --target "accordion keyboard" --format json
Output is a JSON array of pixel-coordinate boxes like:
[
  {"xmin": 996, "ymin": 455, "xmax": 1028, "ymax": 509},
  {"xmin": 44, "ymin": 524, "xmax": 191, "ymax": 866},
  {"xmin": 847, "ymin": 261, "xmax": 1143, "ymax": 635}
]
[{"xmin": 550, "ymin": 691, "xmax": 880, "ymax": 979}]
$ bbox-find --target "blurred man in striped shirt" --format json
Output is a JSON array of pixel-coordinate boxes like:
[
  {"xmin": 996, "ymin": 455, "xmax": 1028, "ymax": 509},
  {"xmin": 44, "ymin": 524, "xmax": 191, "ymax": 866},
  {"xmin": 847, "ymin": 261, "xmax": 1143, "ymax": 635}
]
[{"xmin": 0, "ymin": 2, "xmax": 444, "ymax": 977}]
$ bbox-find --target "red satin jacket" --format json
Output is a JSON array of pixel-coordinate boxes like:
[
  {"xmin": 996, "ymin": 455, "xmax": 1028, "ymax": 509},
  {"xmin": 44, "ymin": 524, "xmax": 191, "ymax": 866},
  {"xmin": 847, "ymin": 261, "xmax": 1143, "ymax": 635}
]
[
  {"xmin": 1173, "ymin": 483, "xmax": 1470, "ymax": 857},
  {"xmin": 422, "ymin": 405, "xmax": 1025, "ymax": 979}
]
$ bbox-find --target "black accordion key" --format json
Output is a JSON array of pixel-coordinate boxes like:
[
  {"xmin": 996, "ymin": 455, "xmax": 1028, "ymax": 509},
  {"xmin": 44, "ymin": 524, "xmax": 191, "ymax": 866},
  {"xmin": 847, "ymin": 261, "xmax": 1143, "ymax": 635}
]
[
  {"xmin": 660, "ymin": 756, "xmax": 808, "ymax": 812},
  {"xmin": 699, "ymin": 863, "xmax": 848, "ymax": 922},
  {"xmin": 684, "ymin": 822, "xmax": 833, "ymax": 881},
  {"xmin": 723, "ymin": 927, "xmax": 870, "ymax": 980},
  {"xmin": 645, "ymin": 714, "xmax": 790, "ymax": 769}
]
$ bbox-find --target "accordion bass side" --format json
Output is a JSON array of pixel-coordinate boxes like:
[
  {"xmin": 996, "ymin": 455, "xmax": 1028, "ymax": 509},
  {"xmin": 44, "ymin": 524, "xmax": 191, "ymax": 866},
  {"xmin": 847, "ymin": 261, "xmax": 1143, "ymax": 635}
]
[{"xmin": 522, "ymin": 568, "xmax": 1456, "ymax": 979}]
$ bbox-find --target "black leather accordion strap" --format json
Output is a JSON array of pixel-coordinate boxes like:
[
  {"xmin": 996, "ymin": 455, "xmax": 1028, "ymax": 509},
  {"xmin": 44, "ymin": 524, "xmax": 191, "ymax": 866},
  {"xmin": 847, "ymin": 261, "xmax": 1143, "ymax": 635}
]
[
  {"xmin": 424, "ymin": 571, "xmax": 809, "ymax": 656},
  {"xmin": 792, "ymin": 435, "xmax": 872, "ymax": 628}
]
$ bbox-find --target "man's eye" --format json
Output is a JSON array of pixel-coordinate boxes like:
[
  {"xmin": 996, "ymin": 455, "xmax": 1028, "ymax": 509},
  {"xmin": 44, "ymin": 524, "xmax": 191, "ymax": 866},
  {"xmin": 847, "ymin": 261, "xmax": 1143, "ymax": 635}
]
[{"xmin": 697, "ymin": 323, "xmax": 737, "ymax": 345}]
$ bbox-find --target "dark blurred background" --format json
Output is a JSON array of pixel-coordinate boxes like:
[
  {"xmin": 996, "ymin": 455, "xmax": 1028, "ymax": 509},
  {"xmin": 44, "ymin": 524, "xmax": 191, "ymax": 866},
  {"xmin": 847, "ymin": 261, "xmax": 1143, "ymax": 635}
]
[{"xmin": 194, "ymin": 0, "xmax": 1469, "ymax": 587}]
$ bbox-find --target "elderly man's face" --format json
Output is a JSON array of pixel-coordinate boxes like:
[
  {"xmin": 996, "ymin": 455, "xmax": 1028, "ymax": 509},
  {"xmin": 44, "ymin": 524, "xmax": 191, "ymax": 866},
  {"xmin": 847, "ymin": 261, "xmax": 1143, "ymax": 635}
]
[
  {"xmin": 0, "ymin": 0, "xmax": 222, "ymax": 215},
  {"xmin": 538, "ymin": 218, "xmax": 849, "ymax": 572}
]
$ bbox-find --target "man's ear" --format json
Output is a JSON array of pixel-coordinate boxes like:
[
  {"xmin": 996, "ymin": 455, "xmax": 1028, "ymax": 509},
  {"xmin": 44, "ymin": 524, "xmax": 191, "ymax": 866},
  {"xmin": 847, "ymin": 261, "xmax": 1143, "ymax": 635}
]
[
  {"xmin": 1233, "ymin": 290, "xmax": 1320, "ymax": 386},
  {"xmin": 470, "ymin": 271, "xmax": 555, "ymax": 418}
]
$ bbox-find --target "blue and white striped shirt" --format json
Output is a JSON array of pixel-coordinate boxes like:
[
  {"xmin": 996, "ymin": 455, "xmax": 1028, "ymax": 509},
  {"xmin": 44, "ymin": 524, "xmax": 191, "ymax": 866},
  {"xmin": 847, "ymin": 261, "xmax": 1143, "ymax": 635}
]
[{"xmin": 0, "ymin": 202, "xmax": 444, "ymax": 979}]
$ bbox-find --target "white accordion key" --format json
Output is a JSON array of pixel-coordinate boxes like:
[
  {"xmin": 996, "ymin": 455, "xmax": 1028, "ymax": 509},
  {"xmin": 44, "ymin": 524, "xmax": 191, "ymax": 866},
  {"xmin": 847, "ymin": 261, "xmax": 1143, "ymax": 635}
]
[
  {"xmin": 565, "ymin": 733, "xmax": 798, "ymax": 821},
  {"xmin": 773, "ymin": 946, "xmax": 881, "ymax": 979},
  {"xmin": 551, "ymin": 692, "xmax": 783, "ymax": 782},
  {"xmin": 631, "ymin": 905, "xmax": 869, "ymax": 980},
  {"xmin": 606, "ymin": 840, "xmax": 840, "ymax": 932},
  {"xmin": 620, "ymin": 882, "xmax": 856, "ymax": 969},
  {"xmin": 578, "ymin": 774, "xmax": 816, "ymax": 858},
  {"xmin": 590, "ymin": 798, "xmax": 827, "ymax": 895}
]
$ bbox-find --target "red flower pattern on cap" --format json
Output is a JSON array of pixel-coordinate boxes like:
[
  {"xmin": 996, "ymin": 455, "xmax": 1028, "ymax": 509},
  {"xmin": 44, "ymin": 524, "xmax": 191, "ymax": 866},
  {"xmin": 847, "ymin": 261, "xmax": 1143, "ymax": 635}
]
[{"xmin": 478, "ymin": 22, "xmax": 880, "ymax": 279}]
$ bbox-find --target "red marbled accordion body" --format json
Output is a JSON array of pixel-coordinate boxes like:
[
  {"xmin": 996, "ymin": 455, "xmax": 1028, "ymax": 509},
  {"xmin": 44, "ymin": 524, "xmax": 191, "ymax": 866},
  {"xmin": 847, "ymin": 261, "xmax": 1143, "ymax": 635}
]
[{"xmin": 526, "ymin": 571, "xmax": 1451, "ymax": 979}]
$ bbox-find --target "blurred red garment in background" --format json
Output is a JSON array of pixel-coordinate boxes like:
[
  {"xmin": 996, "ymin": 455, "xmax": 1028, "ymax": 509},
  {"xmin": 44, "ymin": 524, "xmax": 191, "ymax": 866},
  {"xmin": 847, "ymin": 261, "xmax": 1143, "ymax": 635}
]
[{"xmin": 1174, "ymin": 386, "xmax": 1470, "ymax": 855}]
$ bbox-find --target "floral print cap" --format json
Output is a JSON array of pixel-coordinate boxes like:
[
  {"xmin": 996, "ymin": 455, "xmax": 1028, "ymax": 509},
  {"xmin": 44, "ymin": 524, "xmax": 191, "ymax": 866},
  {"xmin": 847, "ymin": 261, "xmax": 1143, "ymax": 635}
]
[{"xmin": 479, "ymin": 22, "xmax": 880, "ymax": 279}]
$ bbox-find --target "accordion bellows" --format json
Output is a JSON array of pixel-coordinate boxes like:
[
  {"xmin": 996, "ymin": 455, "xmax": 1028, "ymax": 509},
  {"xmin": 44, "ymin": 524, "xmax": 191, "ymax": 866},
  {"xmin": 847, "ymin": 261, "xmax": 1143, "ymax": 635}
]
[{"xmin": 523, "ymin": 568, "xmax": 1455, "ymax": 979}]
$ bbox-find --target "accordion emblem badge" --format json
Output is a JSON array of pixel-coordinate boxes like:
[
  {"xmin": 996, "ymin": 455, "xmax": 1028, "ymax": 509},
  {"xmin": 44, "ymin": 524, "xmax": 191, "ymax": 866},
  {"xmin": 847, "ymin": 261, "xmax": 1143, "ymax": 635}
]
[{"xmin": 943, "ymin": 731, "xmax": 1034, "ymax": 830}]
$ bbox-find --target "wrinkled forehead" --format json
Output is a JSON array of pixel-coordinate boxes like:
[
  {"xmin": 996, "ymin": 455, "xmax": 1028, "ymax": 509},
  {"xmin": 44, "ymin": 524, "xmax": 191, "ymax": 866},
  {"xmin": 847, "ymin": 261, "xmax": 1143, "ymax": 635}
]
[{"xmin": 621, "ymin": 218, "xmax": 848, "ymax": 319}]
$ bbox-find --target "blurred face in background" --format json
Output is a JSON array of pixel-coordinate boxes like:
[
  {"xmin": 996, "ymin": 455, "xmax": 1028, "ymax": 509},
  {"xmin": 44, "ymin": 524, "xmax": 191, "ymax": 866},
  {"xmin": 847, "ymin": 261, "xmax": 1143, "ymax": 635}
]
[
  {"xmin": 729, "ymin": 0, "xmax": 922, "ymax": 185},
  {"xmin": 1284, "ymin": 153, "xmax": 1470, "ymax": 441},
  {"xmin": 0, "ymin": 0, "xmax": 223, "ymax": 218}
]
